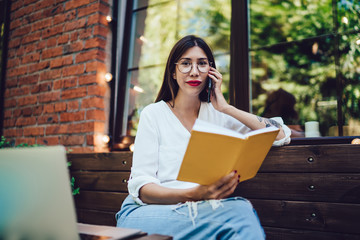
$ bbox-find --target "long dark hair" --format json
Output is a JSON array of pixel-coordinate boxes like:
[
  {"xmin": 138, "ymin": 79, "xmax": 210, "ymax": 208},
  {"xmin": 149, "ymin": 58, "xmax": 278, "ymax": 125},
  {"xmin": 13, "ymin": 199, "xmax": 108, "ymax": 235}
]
[{"xmin": 155, "ymin": 35, "xmax": 216, "ymax": 106}]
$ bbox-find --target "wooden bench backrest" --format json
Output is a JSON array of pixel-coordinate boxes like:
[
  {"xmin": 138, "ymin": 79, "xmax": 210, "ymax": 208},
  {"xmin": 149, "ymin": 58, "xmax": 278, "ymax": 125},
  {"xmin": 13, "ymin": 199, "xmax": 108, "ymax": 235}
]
[{"xmin": 69, "ymin": 144, "xmax": 360, "ymax": 239}]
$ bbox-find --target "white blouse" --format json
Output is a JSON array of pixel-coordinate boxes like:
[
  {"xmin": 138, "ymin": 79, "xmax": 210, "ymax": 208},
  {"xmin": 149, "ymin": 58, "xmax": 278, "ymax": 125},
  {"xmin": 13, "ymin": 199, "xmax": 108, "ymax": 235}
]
[{"xmin": 128, "ymin": 100, "xmax": 291, "ymax": 204}]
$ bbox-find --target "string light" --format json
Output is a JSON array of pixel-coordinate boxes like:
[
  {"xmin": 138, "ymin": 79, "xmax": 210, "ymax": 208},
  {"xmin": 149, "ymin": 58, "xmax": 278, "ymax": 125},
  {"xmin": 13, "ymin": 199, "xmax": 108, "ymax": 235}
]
[
  {"xmin": 105, "ymin": 73, "xmax": 113, "ymax": 82},
  {"xmin": 102, "ymin": 135, "xmax": 110, "ymax": 144},
  {"xmin": 129, "ymin": 143, "xmax": 135, "ymax": 152},
  {"xmin": 356, "ymin": 39, "xmax": 360, "ymax": 45},
  {"xmin": 106, "ymin": 15, "xmax": 113, "ymax": 23}
]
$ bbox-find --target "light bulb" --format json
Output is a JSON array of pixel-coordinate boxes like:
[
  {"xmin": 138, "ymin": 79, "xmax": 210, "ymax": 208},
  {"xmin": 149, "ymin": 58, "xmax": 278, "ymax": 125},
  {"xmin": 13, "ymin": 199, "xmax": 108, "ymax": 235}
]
[
  {"xmin": 105, "ymin": 73, "xmax": 113, "ymax": 82},
  {"xmin": 106, "ymin": 15, "xmax": 113, "ymax": 23},
  {"xmin": 102, "ymin": 135, "xmax": 110, "ymax": 144}
]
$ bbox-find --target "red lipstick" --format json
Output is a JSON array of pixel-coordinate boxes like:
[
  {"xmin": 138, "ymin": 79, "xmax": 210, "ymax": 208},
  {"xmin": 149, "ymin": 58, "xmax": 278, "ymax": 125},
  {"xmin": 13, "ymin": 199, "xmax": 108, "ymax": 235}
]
[{"xmin": 186, "ymin": 80, "xmax": 202, "ymax": 86}]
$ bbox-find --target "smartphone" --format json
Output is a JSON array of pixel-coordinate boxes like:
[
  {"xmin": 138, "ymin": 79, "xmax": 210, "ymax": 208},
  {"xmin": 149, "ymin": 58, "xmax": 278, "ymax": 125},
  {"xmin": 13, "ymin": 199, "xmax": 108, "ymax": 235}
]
[{"xmin": 207, "ymin": 77, "xmax": 212, "ymax": 103}]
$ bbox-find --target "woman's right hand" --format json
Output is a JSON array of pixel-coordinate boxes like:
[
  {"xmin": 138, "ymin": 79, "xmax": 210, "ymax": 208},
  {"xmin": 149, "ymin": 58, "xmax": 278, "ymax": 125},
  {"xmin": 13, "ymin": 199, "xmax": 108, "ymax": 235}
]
[{"xmin": 189, "ymin": 171, "xmax": 240, "ymax": 201}]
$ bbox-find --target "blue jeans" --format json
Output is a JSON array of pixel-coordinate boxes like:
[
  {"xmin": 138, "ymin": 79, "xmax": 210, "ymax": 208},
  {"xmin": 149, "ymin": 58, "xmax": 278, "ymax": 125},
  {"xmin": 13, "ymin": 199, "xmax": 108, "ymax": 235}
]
[{"xmin": 116, "ymin": 195, "xmax": 265, "ymax": 240}]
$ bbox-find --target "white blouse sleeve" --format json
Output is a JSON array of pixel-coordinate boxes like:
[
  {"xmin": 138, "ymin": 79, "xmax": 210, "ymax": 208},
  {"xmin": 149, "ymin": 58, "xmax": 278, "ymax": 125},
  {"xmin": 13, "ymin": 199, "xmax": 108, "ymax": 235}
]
[{"xmin": 127, "ymin": 106, "xmax": 161, "ymax": 205}]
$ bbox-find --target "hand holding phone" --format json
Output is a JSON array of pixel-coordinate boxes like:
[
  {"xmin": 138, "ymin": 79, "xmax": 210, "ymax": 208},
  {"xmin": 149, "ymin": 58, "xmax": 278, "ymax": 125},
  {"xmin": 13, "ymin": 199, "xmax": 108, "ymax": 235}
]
[{"xmin": 207, "ymin": 77, "xmax": 212, "ymax": 103}]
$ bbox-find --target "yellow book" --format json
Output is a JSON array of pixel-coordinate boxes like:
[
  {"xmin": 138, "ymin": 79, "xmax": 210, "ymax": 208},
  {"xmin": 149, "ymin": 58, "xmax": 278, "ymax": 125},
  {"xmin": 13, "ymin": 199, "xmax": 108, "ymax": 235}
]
[{"xmin": 177, "ymin": 119, "xmax": 280, "ymax": 185}]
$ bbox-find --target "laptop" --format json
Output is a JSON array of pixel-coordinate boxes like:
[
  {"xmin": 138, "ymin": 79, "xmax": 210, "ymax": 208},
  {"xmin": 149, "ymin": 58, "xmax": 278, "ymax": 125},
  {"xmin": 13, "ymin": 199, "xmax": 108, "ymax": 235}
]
[{"xmin": 0, "ymin": 146, "xmax": 141, "ymax": 240}]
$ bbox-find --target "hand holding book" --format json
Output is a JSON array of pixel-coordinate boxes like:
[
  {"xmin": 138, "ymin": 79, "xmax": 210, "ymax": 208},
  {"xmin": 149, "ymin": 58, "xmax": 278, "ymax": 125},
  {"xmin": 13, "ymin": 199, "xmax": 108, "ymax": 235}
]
[{"xmin": 177, "ymin": 119, "xmax": 279, "ymax": 185}]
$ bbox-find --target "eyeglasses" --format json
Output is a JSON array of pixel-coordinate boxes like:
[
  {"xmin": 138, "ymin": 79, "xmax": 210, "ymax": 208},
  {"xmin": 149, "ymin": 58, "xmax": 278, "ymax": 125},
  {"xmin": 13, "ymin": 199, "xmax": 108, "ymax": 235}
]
[{"xmin": 175, "ymin": 59, "xmax": 211, "ymax": 73}]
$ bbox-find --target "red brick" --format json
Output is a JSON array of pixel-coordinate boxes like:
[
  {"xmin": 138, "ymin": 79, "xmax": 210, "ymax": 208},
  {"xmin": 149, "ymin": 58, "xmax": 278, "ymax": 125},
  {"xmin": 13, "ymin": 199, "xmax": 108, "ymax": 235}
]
[
  {"xmin": 4, "ymin": 119, "xmax": 16, "ymax": 127},
  {"xmin": 24, "ymin": 0, "xmax": 38, "ymax": 6},
  {"xmin": 42, "ymin": 24, "xmax": 64, "ymax": 39},
  {"xmin": 54, "ymin": 102, "xmax": 67, "ymax": 112},
  {"xmin": 7, "ymin": 66, "xmax": 27, "ymax": 77},
  {"xmin": 64, "ymin": 77, "xmax": 77, "ymax": 88},
  {"xmin": 15, "ymin": 138, "xmax": 36, "ymax": 146},
  {"xmin": 21, "ymin": 31, "xmax": 41, "ymax": 44},
  {"xmin": 60, "ymin": 135, "xmax": 85, "ymax": 146},
  {"xmin": 87, "ymin": 85, "xmax": 107, "ymax": 97},
  {"xmin": 67, "ymin": 100, "xmax": 79, "ymax": 111},
  {"xmin": 32, "ymin": 18, "xmax": 52, "ymax": 31},
  {"xmin": 4, "ymin": 98, "xmax": 16, "ymax": 108},
  {"xmin": 75, "ymin": 49, "xmax": 98, "ymax": 63},
  {"xmin": 58, "ymin": 34, "xmax": 69, "ymax": 44},
  {"xmin": 60, "ymin": 111, "xmax": 85, "ymax": 122},
  {"xmin": 13, "ymin": 108, "xmax": 22, "ymax": 118},
  {"xmin": 53, "ymin": 79, "xmax": 63, "ymax": 90},
  {"xmin": 78, "ymin": 28, "xmax": 93, "ymax": 40},
  {"xmin": 86, "ymin": 109, "xmax": 105, "ymax": 120},
  {"xmin": 37, "ymin": 136, "xmax": 59, "ymax": 145},
  {"xmin": 85, "ymin": 37, "xmax": 107, "ymax": 49},
  {"xmin": 11, "ymin": 1, "xmax": 23, "ymax": 12},
  {"xmin": 64, "ymin": 18, "xmax": 87, "ymax": 32},
  {"xmin": 65, "ymin": 0, "xmax": 90, "ymax": 11},
  {"xmin": 47, "ymin": 37, "xmax": 57, "ymax": 48},
  {"xmin": 21, "ymin": 107, "xmax": 33, "ymax": 116},
  {"xmin": 82, "ymin": 97, "xmax": 104, "ymax": 109},
  {"xmin": 42, "ymin": 46, "xmax": 63, "ymax": 59},
  {"xmin": 40, "ymin": 69, "xmax": 62, "ymax": 81},
  {"xmin": 24, "ymin": 127, "xmax": 44, "ymax": 136},
  {"xmin": 93, "ymin": 25, "xmax": 108, "ymax": 38},
  {"xmin": 88, "ymin": 13, "xmax": 107, "ymax": 26},
  {"xmin": 38, "ymin": 114, "xmax": 59, "ymax": 124},
  {"xmin": 21, "ymin": 52, "xmax": 40, "ymax": 64},
  {"xmin": 12, "ymin": 26, "xmax": 31, "ymax": 38},
  {"xmin": 78, "ymin": 3, "xmax": 98, "ymax": 18},
  {"xmin": 15, "ymin": 117, "xmax": 37, "ymax": 126},
  {"xmin": 70, "ymin": 32, "xmax": 79, "ymax": 42},
  {"xmin": 50, "ymin": 56, "xmax": 73, "ymax": 68},
  {"xmin": 37, "ymin": 40, "xmax": 47, "ymax": 50},
  {"xmin": 28, "ymin": 11, "xmax": 44, "ymax": 23},
  {"xmin": 38, "ymin": 92, "xmax": 61, "ymax": 103},
  {"xmin": 33, "ymin": 105, "xmax": 44, "ymax": 115},
  {"xmin": 63, "ymin": 41, "xmax": 84, "ymax": 54},
  {"xmin": 3, "ymin": 128, "xmax": 23, "ymax": 137},
  {"xmin": 61, "ymin": 87, "xmax": 87, "ymax": 100},
  {"xmin": 67, "ymin": 123, "xmax": 83, "ymax": 133},
  {"xmin": 8, "ymin": 38, "xmax": 21, "ymax": 48},
  {"xmin": 34, "ymin": 0, "xmax": 55, "ymax": 11},
  {"xmin": 4, "ymin": 109, "xmax": 12, "ymax": 119},
  {"xmin": 79, "ymin": 74, "xmax": 98, "ymax": 85},
  {"xmin": 43, "ymin": 103, "xmax": 55, "ymax": 113},
  {"xmin": 63, "ymin": 64, "xmax": 84, "ymax": 77},
  {"xmin": 53, "ymin": 10, "xmax": 76, "ymax": 25},
  {"xmin": 46, "ymin": 125, "xmax": 68, "ymax": 135},
  {"xmin": 5, "ymin": 78, "xmax": 18, "ymax": 88},
  {"xmin": 18, "ymin": 74, "xmax": 39, "ymax": 85},
  {"xmin": 24, "ymin": 45, "xmax": 37, "ymax": 54},
  {"xmin": 97, "ymin": 49, "xmax": 106, "ymax": 61},
  {"xmin": 85, "ymin": 61, "xmax": 104, "ymax": 72},
  {"xmin": 28, "ymin": 61, "xmax": 50, "ymax": 74},
  {"xmin": 13, "ymin": 5, "xmax": 34, "ymax": 19},
  {"xmin": 86, "ymin": 134, "xmax": 94, "ymax": 145},
  {"xmin": 39, "ymin": 82, "xmax": 53, "ymax": 92},
  {"xmin": 18, "ymin": 96, "xmax": 37, "ymax": 106},
  {"xmin": 7, "ymin": 58, "xmax": 20, "ymax": 69},
  {"xmin": 10, "ymin": 86, "xmax": 30, "ymax": 97}
]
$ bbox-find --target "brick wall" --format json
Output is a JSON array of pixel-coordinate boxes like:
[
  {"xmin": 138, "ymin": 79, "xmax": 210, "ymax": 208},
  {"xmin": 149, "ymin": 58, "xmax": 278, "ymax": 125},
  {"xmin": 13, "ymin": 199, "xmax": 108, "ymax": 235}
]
[{"xmin": 3, "ymin": 0, "xmax": 112, "ymax": 153}]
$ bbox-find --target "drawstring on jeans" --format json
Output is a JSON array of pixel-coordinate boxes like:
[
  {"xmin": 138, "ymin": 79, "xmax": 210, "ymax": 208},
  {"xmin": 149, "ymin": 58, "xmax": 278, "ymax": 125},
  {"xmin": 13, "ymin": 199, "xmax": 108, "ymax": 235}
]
[{"xmin": 172, "ymin": 200, "xmax": 223, "ymax": 227}]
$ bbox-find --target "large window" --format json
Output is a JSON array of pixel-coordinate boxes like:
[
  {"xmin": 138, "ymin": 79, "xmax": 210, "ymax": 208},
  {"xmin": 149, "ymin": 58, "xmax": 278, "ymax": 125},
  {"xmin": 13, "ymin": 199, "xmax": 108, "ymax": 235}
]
[
  {"xmin": 249, "ymin": 0, "xmax": 360, "ymax": 138},
  {"xmin": 110, "ymin": 0, "xmax": 360, "ymax": 150}
]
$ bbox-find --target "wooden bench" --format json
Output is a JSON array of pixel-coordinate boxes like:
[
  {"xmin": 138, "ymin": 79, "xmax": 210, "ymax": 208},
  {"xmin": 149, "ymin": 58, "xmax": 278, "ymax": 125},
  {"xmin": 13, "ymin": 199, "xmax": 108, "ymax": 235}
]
[{"xmin": 68, "ymin": 144, "xmax": 360, "ymax": 239}]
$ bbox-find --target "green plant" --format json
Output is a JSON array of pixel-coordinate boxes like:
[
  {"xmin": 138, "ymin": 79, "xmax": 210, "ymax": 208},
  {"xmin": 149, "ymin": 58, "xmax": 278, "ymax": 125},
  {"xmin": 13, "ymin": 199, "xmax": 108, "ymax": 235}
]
[{"xmin": 0, "ymin": 136, "xmax": 80, "ymax": 195}]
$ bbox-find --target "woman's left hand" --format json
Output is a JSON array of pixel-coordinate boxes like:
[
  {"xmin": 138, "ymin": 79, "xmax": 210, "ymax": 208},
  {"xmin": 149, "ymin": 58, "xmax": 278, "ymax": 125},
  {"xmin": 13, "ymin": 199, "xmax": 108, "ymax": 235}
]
[{"xmin": 208, "ymin": 67, "xmax": 229, "ymax": 112}]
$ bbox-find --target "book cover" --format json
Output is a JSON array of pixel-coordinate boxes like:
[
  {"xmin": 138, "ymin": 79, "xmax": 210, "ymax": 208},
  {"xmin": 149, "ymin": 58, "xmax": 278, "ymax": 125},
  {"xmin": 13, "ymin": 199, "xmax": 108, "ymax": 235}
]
[{"xmin": 177, "ymin": 119, "xmax": 279, "ymax": 185}]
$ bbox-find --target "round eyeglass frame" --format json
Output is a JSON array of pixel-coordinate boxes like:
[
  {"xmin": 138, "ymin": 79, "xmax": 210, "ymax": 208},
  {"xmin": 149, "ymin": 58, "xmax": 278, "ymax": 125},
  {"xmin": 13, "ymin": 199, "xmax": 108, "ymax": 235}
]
[{"xmin": 174, "ymin": 61, "xmax": 212, "ymax": 74}]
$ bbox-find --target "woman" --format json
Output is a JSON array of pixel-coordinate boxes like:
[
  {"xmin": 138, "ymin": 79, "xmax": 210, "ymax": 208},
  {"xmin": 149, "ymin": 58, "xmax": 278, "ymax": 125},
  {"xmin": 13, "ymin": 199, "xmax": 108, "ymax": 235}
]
[{"xmin": 116, "ymin": 35, "xmax": 291, "ymax": 239}]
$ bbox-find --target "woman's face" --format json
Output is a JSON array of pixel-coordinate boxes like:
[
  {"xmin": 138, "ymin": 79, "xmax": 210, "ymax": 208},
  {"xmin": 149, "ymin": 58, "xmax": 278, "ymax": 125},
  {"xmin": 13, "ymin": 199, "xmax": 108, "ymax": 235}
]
[{"xmin": 173, "ymin": 46, "xmax": 210, "ymax": 99}]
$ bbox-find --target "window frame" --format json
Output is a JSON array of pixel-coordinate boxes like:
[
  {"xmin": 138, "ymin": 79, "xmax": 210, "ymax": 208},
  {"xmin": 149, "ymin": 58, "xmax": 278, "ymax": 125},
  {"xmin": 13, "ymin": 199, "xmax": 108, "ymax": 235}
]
[{"xmin": 0, "ymin": 0, "xmax": 11, "ymax": 137}]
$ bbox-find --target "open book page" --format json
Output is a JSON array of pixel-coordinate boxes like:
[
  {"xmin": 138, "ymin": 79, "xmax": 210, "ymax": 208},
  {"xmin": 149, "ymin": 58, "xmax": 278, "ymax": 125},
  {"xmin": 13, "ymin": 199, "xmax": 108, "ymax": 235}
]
[
  {"xmin": 177, "ymin": 119, "xmax": 280, "ymax": 185},
  {"xmin": 193, "ymin": 119, "xmax": 279, "ymax": 139}
]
